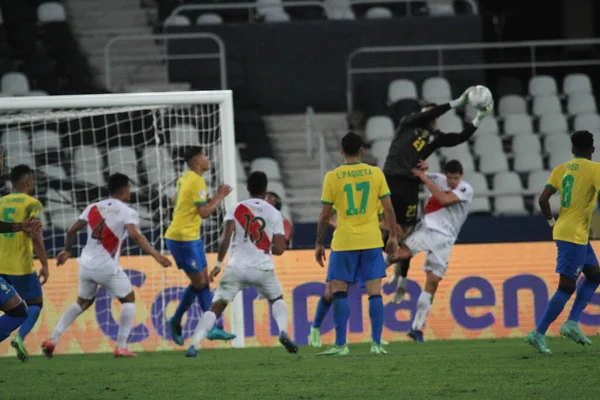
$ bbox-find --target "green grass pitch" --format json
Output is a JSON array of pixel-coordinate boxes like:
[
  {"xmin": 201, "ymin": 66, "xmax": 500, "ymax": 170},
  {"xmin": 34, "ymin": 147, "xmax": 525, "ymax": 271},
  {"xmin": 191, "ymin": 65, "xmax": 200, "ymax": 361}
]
[{"xmin": 1, "ymin": 337, "xmax": 599, "ymax": 400}]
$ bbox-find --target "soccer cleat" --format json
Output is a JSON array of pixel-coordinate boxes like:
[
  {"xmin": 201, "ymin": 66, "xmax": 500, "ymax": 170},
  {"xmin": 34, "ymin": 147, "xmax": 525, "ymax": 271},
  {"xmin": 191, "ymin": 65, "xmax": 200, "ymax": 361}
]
[
  {"xmin": 114, "ymin": 348, "xmax": 137, "ymax": 357},
  {"xmin": 185, "ymin": 346, "xmax": 198, "ymax": 358},
  {"xmin": 317, "ymin": 345, "xmax": 349, "ymax": 356},
  {"xmin": 279, "ymin": 332, "xmax": 299, "ymax": 354},
  {"xmin": 525, "ymin": 330, "xmax": 552, "ymax": 354},
  {"xmin": 560, "ymin": 320, "xmax": 592, "ymax": 346},
  {"xmin": 11, "ymin": 335, "xmax": 28, "ymax": 362},
  {"xmin": 308, "ymin": 326, "xmax": 322, "ymax": 348},
  {"xmin": 370, "ymin": 343, "xmax": 388, "ymax": 355},
  {"xmin": 41, "ymin": 339, "xmax": 55, "ymax": 359},
  {"xmin": 168, "ymin": 318, "xmax": 184, "ymax": 346},
  {"xmin": 381, "ymin": 338, "xmax": 389, "ymax": 346},
  {"xmin": 407, "ymin": 329, "xmax": 424, "ymax": 343},
  {"xmin": 393, "ymin": 280, "xmax": 408, "ymax": 304},
  {"xmin": 206, "ymin": 328, "xmax": 237, "ymax": 341}
]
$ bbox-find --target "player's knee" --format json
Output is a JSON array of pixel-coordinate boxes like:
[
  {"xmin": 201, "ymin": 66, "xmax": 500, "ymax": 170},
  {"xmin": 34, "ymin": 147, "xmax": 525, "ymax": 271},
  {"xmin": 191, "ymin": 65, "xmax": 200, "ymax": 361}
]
[
  {"xmin": 119, "ymin": 291, "xmax": 136, "ymax": 303},
  {"xmin": 26, "ymin": 298, "xmax": 43, "ymax": 308},
  {"xmin": 268, "ymin": 295, "xmax": 283, "ymax": 304},
  {"xmin": 5, "ymin": 301, "xmax": 28, "ymax": 319},
  {"xmin": 77, "ymin": 297, "xmax": 95, "ymax": 310},
  {"xmin": 585, "ymin": 272, "xmax": 600, "ymax": 284},
  {"xmin": 557, "ymin": 282, "xmax": 576, "ymax": 295}
]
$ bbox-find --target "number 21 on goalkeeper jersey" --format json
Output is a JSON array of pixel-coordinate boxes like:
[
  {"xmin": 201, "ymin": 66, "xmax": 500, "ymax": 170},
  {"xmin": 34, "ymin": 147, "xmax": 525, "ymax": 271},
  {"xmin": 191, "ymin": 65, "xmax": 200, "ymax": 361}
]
[{"xmin": 321, "ymin": 162, "xmax": 391, "ymax": 251}]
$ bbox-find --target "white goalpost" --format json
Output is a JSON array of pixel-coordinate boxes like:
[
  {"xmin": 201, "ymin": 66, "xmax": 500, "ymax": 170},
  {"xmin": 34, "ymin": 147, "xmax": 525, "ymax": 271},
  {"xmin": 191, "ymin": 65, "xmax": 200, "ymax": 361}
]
[{"xmin": 0, "ymin": 91, "xmax": 246, "ymax": 353}]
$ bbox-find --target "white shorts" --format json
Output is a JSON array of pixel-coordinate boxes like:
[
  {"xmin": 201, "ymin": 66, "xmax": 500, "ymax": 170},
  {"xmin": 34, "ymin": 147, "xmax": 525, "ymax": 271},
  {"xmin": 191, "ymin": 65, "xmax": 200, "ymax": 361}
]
[
  {"xmin": 213, "ymin": 265, "xmax": 283, "ymax": 303},
  {"xmin": 78, "ymin": 265, "xmax": 133, "ymax": 300},
  {"xmin": 405, "ymin": 225, "xmax": 455, "ymax": 278}
]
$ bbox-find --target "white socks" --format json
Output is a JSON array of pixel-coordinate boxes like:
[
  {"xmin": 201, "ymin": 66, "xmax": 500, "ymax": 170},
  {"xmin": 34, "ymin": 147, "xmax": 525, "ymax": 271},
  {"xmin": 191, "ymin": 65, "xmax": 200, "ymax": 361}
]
[
  {"xmin": 271, "ymin": 299, "xmax": 289, "ymax": 335},
  {"xmin": 51, "ymin": 303, "xmax": 83, "ymax": 345},
  {"xmin": 117, "ymin": 303, "xmax": 136, "ymax": 349},
  {"xmin": 191, "ymin": 310, "xmax": 217, "ymax": 349},
  {"xmin": 412, "ymin": 291, "xmax": 433, "ymax": 331}
]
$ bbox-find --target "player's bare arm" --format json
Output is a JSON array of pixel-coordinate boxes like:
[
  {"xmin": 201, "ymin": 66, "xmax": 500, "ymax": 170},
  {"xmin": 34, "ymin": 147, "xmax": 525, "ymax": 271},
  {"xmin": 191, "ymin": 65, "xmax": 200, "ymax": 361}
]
[
  {"xmin": 315, "ymin": 203, "xmax": 333, "ymax": 267},
  {"xmin": 56, "ymin": 219, "xmax": 88, "ymax": 266},
  {"xmin": 272, "ymin": 233, "xmax": 287, "ymax": 256},
  {"xmin": 538, "ymin": 186, "xmax": 557, "ymax": 226},
  {"xmin": 32, "ymin": 231, "xmax": 49, "ymax": 285},
  {"xmin": 413, "ymin": 169, "xmax": 460, "ymax": 206},
  {"xmin": 0, "ymin": 217, "xmax": 42, "ymax": 235},
  {"xmin": 196, "ymin": 184, "xmax": 232, "ymax": 218},
  {"xmin": 380, "ymin": 196, "xmax": 398, "ymax": 255},
  {"xmin": 126, "ymin": 224, "xmax": 171, "ymax": 268},
  {"xmin": 211, "ymin": 220, "xmax": 235, "ymax": 282}
]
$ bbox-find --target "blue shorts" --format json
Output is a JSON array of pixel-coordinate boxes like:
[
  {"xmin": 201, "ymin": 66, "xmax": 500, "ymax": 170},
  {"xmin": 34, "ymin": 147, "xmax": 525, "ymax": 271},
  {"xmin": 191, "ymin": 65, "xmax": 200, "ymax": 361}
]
[
  {"xmin": 166, "ymin": 239, "xmax": 208, "ymax": 274},
  {"xmin": 555, "ymin": 240, "xmax": 599, "ymax": 278},
  {"xmin": 0, "ymin": 277, "xmax": 18, "ymax": 307},
  {"xmin": 0, "ymin": 273, "xmax": 42, "ymax": 301},
  {"xmin": 326, "ymin": 248, "xmax": 386, "ymax": 284}
]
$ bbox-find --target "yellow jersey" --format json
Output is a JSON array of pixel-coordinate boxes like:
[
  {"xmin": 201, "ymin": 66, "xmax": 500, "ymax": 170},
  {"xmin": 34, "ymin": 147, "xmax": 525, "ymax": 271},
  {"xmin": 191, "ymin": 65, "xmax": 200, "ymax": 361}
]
[
  {"xmin": 165, "ymin": 170, "xmax": 208, "ymax": 242},
  {"xmin": 321, "ymin": 162, "xmax": 390, "ymax": 251},
  {"xmin": 0, "ymin": 193, "xmax": 43, "ymax": 275},
  {"xmin": 546, "ymin": 157, "xmax": 600, "ymax": 245}
]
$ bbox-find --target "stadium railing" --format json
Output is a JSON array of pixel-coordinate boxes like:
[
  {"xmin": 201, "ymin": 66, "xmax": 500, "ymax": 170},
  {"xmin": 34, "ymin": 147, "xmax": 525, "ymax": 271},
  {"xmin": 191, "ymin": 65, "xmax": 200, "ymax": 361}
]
[
  {"xmin": 346, "ymin": 38, "xmax": 600, "ymax": 112},
  {"xmin": 304, "ymin": 106, "xmax": 337, "ymax": 182},
  {"xmin": 104, "ymin": 33, "xmax": 227, "ymax": 92}
]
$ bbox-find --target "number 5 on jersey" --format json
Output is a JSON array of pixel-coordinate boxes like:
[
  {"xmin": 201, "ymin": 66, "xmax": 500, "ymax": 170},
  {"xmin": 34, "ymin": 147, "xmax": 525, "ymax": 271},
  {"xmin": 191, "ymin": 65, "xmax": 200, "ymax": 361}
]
[{"xmin": 343, "ymin": 182, "xmax": 370, "ymax": 215}]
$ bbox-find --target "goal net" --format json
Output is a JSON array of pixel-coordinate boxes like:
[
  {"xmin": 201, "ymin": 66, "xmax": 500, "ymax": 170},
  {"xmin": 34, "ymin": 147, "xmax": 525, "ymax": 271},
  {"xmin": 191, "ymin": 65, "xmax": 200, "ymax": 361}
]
[{"xmin": 0, "ymin": 91, "xmax": 245, "ymax": 355}]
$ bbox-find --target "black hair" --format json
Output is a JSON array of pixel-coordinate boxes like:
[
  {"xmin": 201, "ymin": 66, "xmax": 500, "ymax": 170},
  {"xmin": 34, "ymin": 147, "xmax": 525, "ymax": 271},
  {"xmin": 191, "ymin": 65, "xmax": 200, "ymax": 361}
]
[
  {"xmin": 108, "ymin": 173, "xmax": 130, "ymax": 195},
  {"xmin": 10, "ymin": 164, "xmax": 33, "ymax": 185},
  {"xmin": 341, "ymin": 132, "xmax": 363, "ymax": 157},
  {"xmin": 184, "ymin": 146, "xmax": 204, "ymax": 166},
  {"xmin": 247, "ymin": 171, "xmax": 268, "ymax": 197},
  {"xmin": 571, "ymin": 130, "xmax": 594, "ymax": 155},
  {"xmin": 268, "ymin": 191, "xmax": 282, "ymax": 210},
  {"xmin": 443, "ymin": 159, "xmax": 463, "ymax": 175}
]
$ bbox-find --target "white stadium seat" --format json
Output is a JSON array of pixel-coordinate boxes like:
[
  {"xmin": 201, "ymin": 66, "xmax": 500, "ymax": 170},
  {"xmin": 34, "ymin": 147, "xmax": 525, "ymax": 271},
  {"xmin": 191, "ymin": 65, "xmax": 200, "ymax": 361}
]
[
  {"xmin": 250, "ymin": 157, "xmax": 282, "ymax": 180},
  {"xmin": 108, "ymin": 147, "xmax": 138, "ymax": 182},
  {"xmin": 39, "ymin": 164, "xmax": 67, "ymax": 180},
  {"xmin": 5, "ymin": 149, "xmax": 35, "ymax": 170},
  {"xmin": 264, "ymin": 9, "xmax": 291, "ymax": 22},
  {"xmin": 170, "ymin": 123, "xmax": 200, "ymax": 146},
  {"xmin": 371, "ymin": 139, "xmax": 391, "ymax": 168},
  {"xmin": 50, "ymin": 208, "xmax": 82, "ymax": 231},
  {"xmin": 388, "ymin": 79, "xmax": 418, "ymax": 103},
  {"xmin": 142, "ymin": 147, "xmax": 177, "ymax": 187},
  {"xmin": 32, "ymin": 129, "xmax": 60, "ymax": 154},
  {"xmin": 514, "ymin": 151, "xmax": 543, "ymax": 172},
  {"xmin": 365, "ymin": 116, "xmax": 394, "ymax": 141},
  {"xmin": 528, "ymin": 169, "xmax": 551, "ymax": 190},
  {"xmin": 548, "ymin": 147, "xmax": 574, "ymax": 168},
  {"xmin": 1, "ymin": 129, "xmax": 30, "ymax": 151},
  {"xmin": 164, "ymin": 15, "xmax": 191, "ymax": 26},
  {"xmin": 447, "ymin": 152, "xmax": 475, "ymax": 172},
  {"xmin": 532, "ymin": 95, "xmax": 562, "ymax": 116},
  {"xmin": 439, "ymin": 142, "xmax": 470, "ymax": 160},
  {"xmin": 236, "ymin": 180, "xmax": 250, "ymax": 202},
  {"xmin": 365, "ymin": 7, "xmax": 393, "ymax": 18},
  {"xmin": 534, "ymin": 191, "xmax": 561, "ymax": 215},
  {"xmin": 132, "ymin": 205, "xmax": 154, "ymax": 229},
  {"xmin": 476, "ymin": 116, "xmax": 499, "ymax": 136},
  {"xmin": 513, "ymin": 134, "xmax": 541, "ymax": 154},
  {"xmin": 567, "ymin": 93, "xmax": 597, "ymax": 115},
  {"xmin": 529, "ymin": 75, "xmax": 558, "ymax": 97},
  {"xmin": 45, "ymin": 190, "xmax": 73, "ymax": 214},
  {"xmin": 1, "ymin": 72, "xmax": 30, "ymax": 96},
  {"xmin": 462, "ymin": 171, "xmax": 491, "ymax": 213},
  {"xmin": 268, "ymin": 181, "xmax": 287, "ymax": 199},
  {"xmin": 493, "ymin": 171, "xmax": 526, "ymax": 215},
  {"xmin": 563, "ymin": 73, "xmax": 592, "ymax": 95},
  {"xmin": 503, "ymin": 114, "xmax": 533, "ymax": 136},
  {"xmin": 544, "ymin": 134, "xmax": 570, "ymax": 155},
  {"xmin": 574, "ymin": 113, "xmax": 600, "ymax": 132},
  {"xmin": 196, "ymin": 13, "xmax": 224, "ymax": 25},
  {"xmin": 73, "ymin": 146, "xmax": 104, "ymax": 186},
  {"xmin": 498, "ymin": 95, "xmax": 527, "ymax": 117},
  {"xmin": 479, "ymin": 152, "xmax": 508, "ymax": 174},
  {"xmin": 474, "ymin": 135, "xmax": 502, "ymax": 157},
  {"xmin": 422, "ymin": 77, "xmax": 452, "ymax": 102},
  {"xmin": 437, "ymin": 113, "xmax": 462, "ymax": 132},
  {"xmin": 37, "ymin": 2, "xmax": 67, "ymax": 23},
  {"xmin": 426, "ymin": 152, "xmax": 442, "ymax": 173},
  {"xmin": 538, "ymin": 113, "xmax": 568, "ymax": 135},
  {"xmin": 426, "ymin": 0, "xmax": 455, "ymax": 16}
]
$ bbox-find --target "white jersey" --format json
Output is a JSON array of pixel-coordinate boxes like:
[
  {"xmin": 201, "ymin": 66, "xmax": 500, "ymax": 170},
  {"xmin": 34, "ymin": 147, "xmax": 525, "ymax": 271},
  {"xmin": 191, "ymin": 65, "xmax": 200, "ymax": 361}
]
[
  {"xmin": 224, "ymin": 198, "xmax": 284, "ymax": 270},
  {"xmin": 421, "ymin": 173, "xmax": 473, "ymax": 239},
  {"xmin": 78, "ymin": 198, "xmax": 139, "ymax": 270}
]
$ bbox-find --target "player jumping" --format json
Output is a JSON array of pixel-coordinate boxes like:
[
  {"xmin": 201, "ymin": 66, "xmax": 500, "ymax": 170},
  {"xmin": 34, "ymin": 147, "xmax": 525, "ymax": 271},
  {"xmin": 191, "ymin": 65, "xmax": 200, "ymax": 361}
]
[
  {"xmin": 41, "ymin": 173, "xmax": 171, "ymax": 358},
  {"xmin": 165, "ymin": 146, "xmax": 235, "ymax": 345},
  {"xmin": 526, "ymin": 131, "xmax": 600, "ymax": 354},
  {"xmin": 384, "ymin": 89, "xmax": 492, "ymax": 303},
  {"xmin": 315, "ymin": 132, "xmax": 398, "ymax": 356},
  {"xmin": 0, "ymin": 164, "xmax": 49, "ymax": 361},
  {"xmin": 185, "ymin": 171, "xmax": 298, "ymax": 356},
  {"xmin": 388, "ymin": 160, "xmax": 472, "ymax": 342}
]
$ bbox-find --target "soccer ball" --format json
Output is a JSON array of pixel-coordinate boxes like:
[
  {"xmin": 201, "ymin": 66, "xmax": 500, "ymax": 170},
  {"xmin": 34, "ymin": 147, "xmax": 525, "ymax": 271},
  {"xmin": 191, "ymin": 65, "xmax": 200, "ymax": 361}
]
[{"xmin": 467, "ymin": 85, "xmax": 493, "ymax": 110}]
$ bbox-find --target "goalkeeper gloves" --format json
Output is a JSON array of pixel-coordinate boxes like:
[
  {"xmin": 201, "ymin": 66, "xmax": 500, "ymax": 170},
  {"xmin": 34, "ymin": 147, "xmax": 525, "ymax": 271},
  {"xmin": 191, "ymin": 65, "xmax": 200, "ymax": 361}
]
[
  {"xmin": 449, "ymin": 86, "xmax": 474, "ymax": 109},
  {"xmin": 471, "ymin": 102, "xmax": 494, "ymax": 127}
]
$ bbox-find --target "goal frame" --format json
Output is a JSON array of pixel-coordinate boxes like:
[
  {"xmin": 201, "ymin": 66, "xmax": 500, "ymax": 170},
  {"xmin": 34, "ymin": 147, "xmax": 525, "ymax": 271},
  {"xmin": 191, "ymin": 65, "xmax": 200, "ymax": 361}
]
[{"xmin": 0, "ymin": 91, "xmax": 246, "ymax": 348}]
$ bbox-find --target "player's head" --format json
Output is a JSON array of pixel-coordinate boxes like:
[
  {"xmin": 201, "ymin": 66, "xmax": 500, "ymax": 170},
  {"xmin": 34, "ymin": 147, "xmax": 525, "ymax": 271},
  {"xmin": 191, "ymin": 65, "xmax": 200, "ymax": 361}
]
[
  {"xmin": 341, "ymin": 132, "xmax": 363, "ymax": 160},
  {"xmin": 420, "ymin": 102, "xmax": 438, "ymax": 128},
  {"xmin": 571, "ymin": 130, "xmax": 594, "ymax": 159},
  {"xmin": 108, "ymin": 173, "xmax": 131, "ymax": 201},
  {"xmin": 184, "ymin": 146, "xmax": 210, "ymax": 174},
  {"xmin": 443, "ymin": 159, "xmax": 463, "ymax": 189},
  {"xmin": 266, "ymin": 191, "xmax": 282, "ymax": 211},
  {"xmin": 10, "ymin": 164, "xmax": 34, "ymax": 194},
  {"xmin": 248, "ymin": 171, "xmax": 268, "ymax": 199}
]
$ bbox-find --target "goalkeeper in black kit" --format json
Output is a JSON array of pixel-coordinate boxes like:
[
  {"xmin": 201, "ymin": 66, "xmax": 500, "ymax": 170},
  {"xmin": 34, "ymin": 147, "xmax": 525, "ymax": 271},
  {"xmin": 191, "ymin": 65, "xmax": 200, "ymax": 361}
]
[{"xmin": 384, "ymin": 87, "xmax": 493, "ymax": 303}]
